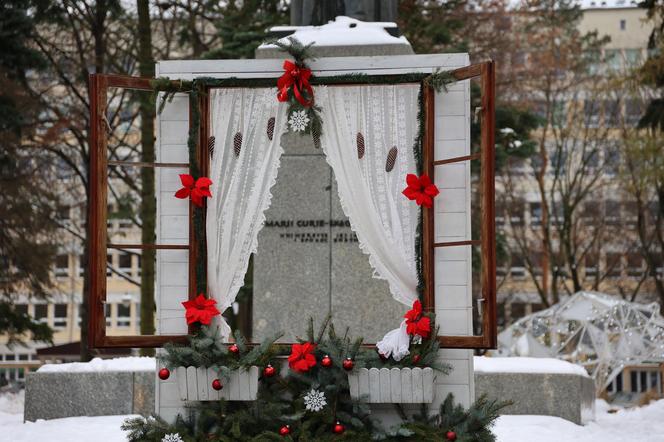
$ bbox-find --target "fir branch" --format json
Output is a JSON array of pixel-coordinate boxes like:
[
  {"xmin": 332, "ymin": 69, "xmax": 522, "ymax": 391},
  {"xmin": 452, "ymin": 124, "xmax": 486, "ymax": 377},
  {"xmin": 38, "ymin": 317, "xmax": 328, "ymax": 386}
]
[{"xmin": 267, "ymin": 36, "xmax": 316, "ymax": 66}]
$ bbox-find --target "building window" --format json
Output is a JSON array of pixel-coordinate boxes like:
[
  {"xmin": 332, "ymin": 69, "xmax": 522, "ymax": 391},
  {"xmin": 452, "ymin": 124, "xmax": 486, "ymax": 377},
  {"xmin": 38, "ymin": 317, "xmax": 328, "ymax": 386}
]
[
  {"xmin": 119, "ymin": 252, "xmax": 132, "ymax": 274},
  {"xmin": 53, "ymin": 304, "xmax": 68, "ymax": 329},
  {"xmin": 625, "ymin": 99, "xmax": 644, "ymax": 126},
  {"xmin": 511, "ymin": 254, "xmax": 526, "ymax": 278},
  {"xmin": 624, "ymin": 49, "xmax": 642, "ymax": 67},
  {"xmin": 620, "ymin": 19, "xmax": 626, "ymax": 31},
  {"xmin": 107, "ymin": 253, "xmax": 113, "ymax": 277},
  {"xmin": 55, "ymin": 254, "xmax": 69, "ymax": 278},
  {"xmin": 604, "ymin": 100, "xmax": 620, "ymax": 127},
  {"xmin": 606, "ymin": 253, "xmax": 622, "ymax": 278},
  {"xmin": 15, "ymin": 304, "xmax": 28, "ymax": 317},
  {"xmin": 117, "ymin": 303, "xmax": 131, "ymax": 328},
  {"xmin": 34, "ymin": 304, "xmax": 48, "ymax": 324},
  {"xmin": 509, "ymin": 200, "xmax": 525, "ymax": 226},
  {"xmin": 583, "ymin": 201, "xmax": 600, "ymax": 226},
  {"xmin": 605, "ymin": 201, "xmax": 621, "ymax": 226},
  {"xmin": 584, "ymin": 100, "xmax": 600, "ymax": 128},
  {"xmin": 105, "ymin": 303, "xmax": 113, "ymax": 327},
  {"xmin": 585, "ymin": 254, "xmax": 598, "ymax": 277},
  {"xmin": 530, "ymin": 202, "xmax": 542, "ymax": 226},
  {"xmin": 604, "ymin": 50, "xmax": 622, "ymax": 72},
  {"xmin": 627, "ymin": 253, "xmax": 643, "ymax": 278}
]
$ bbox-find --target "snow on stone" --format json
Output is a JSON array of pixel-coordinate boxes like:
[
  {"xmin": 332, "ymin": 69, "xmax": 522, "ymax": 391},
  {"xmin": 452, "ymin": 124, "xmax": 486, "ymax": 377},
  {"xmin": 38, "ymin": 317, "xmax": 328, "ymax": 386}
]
[
  {"xmin": 261, "ymin": 16, "xmax": 410, "ymax": 48},
  {"xmin": 474, "ymin": 356, "xmax": 589, "ymax": 377},
  {"xmin": 37, "ymin": 356, "xmax": 155, "ymax": 373}
]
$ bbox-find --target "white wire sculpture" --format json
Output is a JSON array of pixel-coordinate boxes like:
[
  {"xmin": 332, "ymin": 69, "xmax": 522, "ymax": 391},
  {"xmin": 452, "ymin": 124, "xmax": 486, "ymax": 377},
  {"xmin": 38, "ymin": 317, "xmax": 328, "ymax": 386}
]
[{"xmin": 497, "ymin": 291, "xmax": 664, "ymax": 393}]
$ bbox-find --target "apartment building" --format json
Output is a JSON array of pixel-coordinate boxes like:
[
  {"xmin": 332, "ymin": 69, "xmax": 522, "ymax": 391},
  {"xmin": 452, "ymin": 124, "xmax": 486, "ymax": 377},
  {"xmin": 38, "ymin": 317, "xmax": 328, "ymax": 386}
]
[{"xmin": 496, "ymin": 0, "xmax": 658, "ymax": 328}]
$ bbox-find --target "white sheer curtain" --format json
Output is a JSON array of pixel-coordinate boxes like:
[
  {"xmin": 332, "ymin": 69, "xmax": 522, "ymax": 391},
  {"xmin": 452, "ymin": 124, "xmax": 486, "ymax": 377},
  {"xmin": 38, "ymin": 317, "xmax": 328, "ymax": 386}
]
[
  {"xmin": 206, "ymin": 88, "xmax": 287, "ymax": 338},
  {"xmin": 316, "ymin": 84, "xmax": 420, "ymax": 307}
]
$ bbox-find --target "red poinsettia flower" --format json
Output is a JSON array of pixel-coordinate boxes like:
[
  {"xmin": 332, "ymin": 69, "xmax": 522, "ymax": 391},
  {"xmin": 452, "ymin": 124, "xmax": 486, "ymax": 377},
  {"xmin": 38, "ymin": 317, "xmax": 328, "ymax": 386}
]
[
  {"xmin": 288, "ymin": 342, "xmax": 317, "ymax": 372},
  {"xmin": 404, "ymin": 300, "xmax": 431, "ymax": 339},
  {"xmin": 402, "ymin": 174, "xmax": 439, "ymax": 209},
  {"xmin": 174, "ymin": 174, "xmax": 212, "ymax": 208},
  {"xmin": 182, "ymin": 294, "xmax": 221, "ymax": 325}
]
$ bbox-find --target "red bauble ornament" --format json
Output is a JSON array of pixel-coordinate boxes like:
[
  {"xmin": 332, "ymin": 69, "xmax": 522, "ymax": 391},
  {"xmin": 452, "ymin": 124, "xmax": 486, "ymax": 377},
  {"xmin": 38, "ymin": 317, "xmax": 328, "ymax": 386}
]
[
  {"xmin": 412, "ymin": 354, "xmax": 421, "ymax": 364},
  {"xmin": 342, "ymin": 357, "xmax": 354, "ymax": 371},
  {"xmin": 446, "ymin": 430, "xmax": 457, "ymax": 441},
  {"xmin": 158, "ymin": 368, "xmax": 170, "ymax": 380},
  {"xmin": 279, "ymin": 425, "xmax": 291, "ymax": 436},
  {"xmin": 321, "ymin": 355, "xmax": 333, "ymax": 367},
  {"xmin": 378, "ymin": 352, "xmax": 388, "ymax": 362},
  {"xmin": 211, "ymin": 379, "xmax": 223, "ymax": 391},
  {"xmin": 263, "ymin": 364, "xmax": 276, "ymax": 378},
  {"xmin": 229, "ymin": 344, "xmax": 240, "ymax": 355},
  {"xmin": 332, "ymin": 421, "xmax": 345, "ymax": 434}
]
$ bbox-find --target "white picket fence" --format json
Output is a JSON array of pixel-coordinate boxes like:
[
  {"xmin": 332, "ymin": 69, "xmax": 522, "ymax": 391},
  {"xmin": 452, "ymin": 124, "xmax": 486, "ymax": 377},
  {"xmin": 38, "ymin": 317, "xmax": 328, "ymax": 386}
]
[
  {"xmin": 347, "ymin": 367, "xmax": 435, "ymax": 403},
  {"xmin": 174, "ymin": 366, "xmax": 259, "ymax": 401}
]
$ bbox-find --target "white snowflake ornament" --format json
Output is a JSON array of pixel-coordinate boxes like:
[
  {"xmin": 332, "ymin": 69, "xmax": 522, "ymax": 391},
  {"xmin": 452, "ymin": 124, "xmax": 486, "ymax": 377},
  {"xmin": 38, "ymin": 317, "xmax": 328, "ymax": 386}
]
[
  {"xmin": 288, "ymin": 110, "xmax": 310, "ymax": 132},
  {"xmin": 162, "ymin": 433, "xmax": 183, "ymax": 442},
  {"xmin": 303, "ymin": 388, "xmax": 327, "ymax": 412}
]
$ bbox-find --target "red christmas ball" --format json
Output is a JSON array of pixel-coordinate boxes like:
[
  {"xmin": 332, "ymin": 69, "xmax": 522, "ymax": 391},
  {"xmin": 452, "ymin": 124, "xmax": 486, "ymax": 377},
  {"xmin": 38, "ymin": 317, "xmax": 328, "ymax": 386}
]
[
  {"xmin": 211, "ymin": 379, "xmax": 223, "ymax": 391},
  {"xmin": 342, "ymin": 358, "xmax": 354, "ymax": 371},
  {"xmin": 378, "ymin": 352, "xmax": 388, "ymax": 361},
  {"xmin": 412, "ymin": 354, "xmax": 421, "ymax": 364},
  {"xmin": 332, "ymin": 421, "xmax": 345, "ymax": 434},
  {"xmin": 263, "ymin": 364, "xmax": 276, "ymax": 378},
  {"xmin": 229, "ymin": 344, "xmax": 240, "ymax": 354},
  {"xmin": 158, "ymin": 368, "xmax": 170, "ymax": 380},
  {"xmin": 321, "ymin": 355, "xmax": 333, "ymax": 367},
  {"xmin": 279, "ymin": 425, "xmax": 291, "ymax": 436},
  {"xmin": 446, "ymin": 430, "xmax": 457, "ymax": 441}
]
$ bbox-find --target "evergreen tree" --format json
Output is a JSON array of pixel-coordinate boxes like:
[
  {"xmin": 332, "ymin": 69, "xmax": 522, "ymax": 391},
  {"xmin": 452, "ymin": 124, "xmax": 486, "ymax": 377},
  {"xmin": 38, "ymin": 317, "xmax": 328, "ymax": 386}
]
[
  {"xmin": 0, "ymin": 0, "xmax": 57, "ymax": 345},
  {"xmin": 205, "ymin": 0, "xmax": 289, "ymax": 60}
]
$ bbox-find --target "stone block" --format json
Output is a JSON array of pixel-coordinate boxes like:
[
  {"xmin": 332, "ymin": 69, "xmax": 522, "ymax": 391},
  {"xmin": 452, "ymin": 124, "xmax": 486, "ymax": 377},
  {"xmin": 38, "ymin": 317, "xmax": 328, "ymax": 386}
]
[
  {"xmin": 474, "ymin": 372, "xmax": 595, "ymax": 425},
  {"xmin": 24, "ymin": 371, "xmax": 155, "ymax": 421}
]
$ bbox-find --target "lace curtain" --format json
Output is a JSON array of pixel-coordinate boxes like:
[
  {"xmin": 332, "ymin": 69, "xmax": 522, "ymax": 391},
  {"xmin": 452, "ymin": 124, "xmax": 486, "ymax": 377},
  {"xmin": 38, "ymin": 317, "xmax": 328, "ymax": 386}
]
[
  {"xmin": 316, "ymin": 84, "xmax": 420, "ymax": 307},
  {"xmin": 206, "ymin": 88, "xmax": 287, "ymax": 338}
]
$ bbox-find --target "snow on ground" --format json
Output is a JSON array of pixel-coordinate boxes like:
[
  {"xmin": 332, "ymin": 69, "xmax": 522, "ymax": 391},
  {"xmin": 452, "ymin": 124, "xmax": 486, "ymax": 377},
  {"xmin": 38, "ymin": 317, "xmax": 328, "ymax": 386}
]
[
  {"xmin": 494, "ymin": 399, "xmax": 664, "ymax": 442},
  {"xmin": 37, "ymin": 356, "xmax": 155, "ymax": 373},
  {"xmin": 474, "ymin": 356, "xmax": 589, "ymax": 377},
  {"xmin": 2, "ymin": 386, "xmax": 664, "ymax": 441}
]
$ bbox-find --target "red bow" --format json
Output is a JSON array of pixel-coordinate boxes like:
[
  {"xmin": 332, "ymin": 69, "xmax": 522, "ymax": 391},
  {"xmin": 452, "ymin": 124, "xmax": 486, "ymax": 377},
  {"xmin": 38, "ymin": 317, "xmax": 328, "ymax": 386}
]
[
  {"xmin": 182, "ymin": 294, "xmax": 221, "ymax": 326},
  {"xmin": 174, "ymin": 174, "xmax": 212, "ymax": 208},
  {"xmin": 288, "ymin": 342, "xmax": 317, "ymax": 372},
  {"xmin": 404, "ymin": 300, "xmax": 431, "ymax": 339},
  {"xmin": 277, "ymin": 60, "xmax": 314, "ymax": 107},
  {"xmin": 402, "ymin": 173, "xmax": 439, "ymax": 209}
]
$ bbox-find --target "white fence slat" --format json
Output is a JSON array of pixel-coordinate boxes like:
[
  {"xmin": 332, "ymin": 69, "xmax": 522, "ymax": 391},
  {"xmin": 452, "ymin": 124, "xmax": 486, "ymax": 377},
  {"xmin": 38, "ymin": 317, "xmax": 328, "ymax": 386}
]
[
  {"xmin": 358, "ymin": 369, "xmax": 370, "ymax": 399},
  {"xmin": 186, "ymin": 367, "xmax": 197, "ymax": 401},
  {"xmin": 368, "ymin": 368, "xmax": 381, "ymax": 402},
  {"xmin": 239, "ymin": 369, "xmax": 251, "ymax": 400},
  {"xmin": 197, "ymin": 367, "xmax": 209, "ymax": 400},
  {"xmin": 207, "ymin": 368, "xmax": 220, "ymax": 400},
  {"xmin": 390, "ymin": 368, "xmax": 402, "ymax": 403},
  {"xmin": 229, "ymin": 369, "xmax": 240, "ymax": 400},
  {"xmin": 248, "ymin": 366, "xmax": 259, "ymax": 399},
  {"xmin": 423, "ymin": 368, "xmax": 434, "ymax": 403},
  {"xmin": 379, "ymin": 369, "xmax": 391, "ymax": 402},
  {"xmin": 348, "ymin": 369, "xmax": 360, "ymax": 398},
  {"xmin": 412, "ymin": 368, "xmax": 424, "ymax": 403},
  {"xmin": 175, "ymin": 367, "xmax": 188, "ymax": 401},
  {"xmin": 401, "ymin": 368, "xmax": 413, "ymax": 403}
]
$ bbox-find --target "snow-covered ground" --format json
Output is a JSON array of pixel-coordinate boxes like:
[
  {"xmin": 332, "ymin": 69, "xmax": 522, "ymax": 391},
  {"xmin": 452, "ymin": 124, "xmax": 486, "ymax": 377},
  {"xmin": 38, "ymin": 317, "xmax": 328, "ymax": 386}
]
[
  {"xmin": 474, "ymin": 356, "xmax": 590, "ymax": 377},
  {"xmin": 2, "ymin": 388, "xmax": 664, "ymax": 441}
]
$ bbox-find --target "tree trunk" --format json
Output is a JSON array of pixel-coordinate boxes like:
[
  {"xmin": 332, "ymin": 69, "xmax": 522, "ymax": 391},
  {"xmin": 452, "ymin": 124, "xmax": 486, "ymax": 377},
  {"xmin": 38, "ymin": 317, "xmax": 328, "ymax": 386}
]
[{"xmin": 137, "ymin": 0, "xmax": 156, "ymax": 356}]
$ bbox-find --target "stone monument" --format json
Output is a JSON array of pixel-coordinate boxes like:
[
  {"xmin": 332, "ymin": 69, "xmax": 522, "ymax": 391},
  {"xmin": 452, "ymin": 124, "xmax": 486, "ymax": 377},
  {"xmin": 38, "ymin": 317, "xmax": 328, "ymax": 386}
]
[
  {"xmin": 251, "ymin": 14, "xmax": 414, "ymax": 343},
  {"xmin": 290, "ymin": 0, "xmax": 398, "ymax": 26}
]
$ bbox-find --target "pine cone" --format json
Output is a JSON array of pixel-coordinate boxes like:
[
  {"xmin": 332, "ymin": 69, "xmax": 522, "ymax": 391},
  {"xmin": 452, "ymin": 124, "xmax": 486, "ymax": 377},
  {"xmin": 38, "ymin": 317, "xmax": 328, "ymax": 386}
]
[
  {"xmin": 385, "ymin": 146, "xmax": 398, "ymax": 172},
  {"xmin": 267, "ymin": 117, "xmax": 275, "ymax": 141},
  {"xmin": 312, "ymin": 125, "xmax": 321, "ymax": 149},
  {"xmin": 208, "ymin": 136, "xmax": 215, "ymax": 159},
  {"xmin": 233, "ymin": 132, "xmax": 242, "ymax": 157},
  {"xmin": 356, "ymin": 132, "xmax": 365, "ymax": 159}
]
